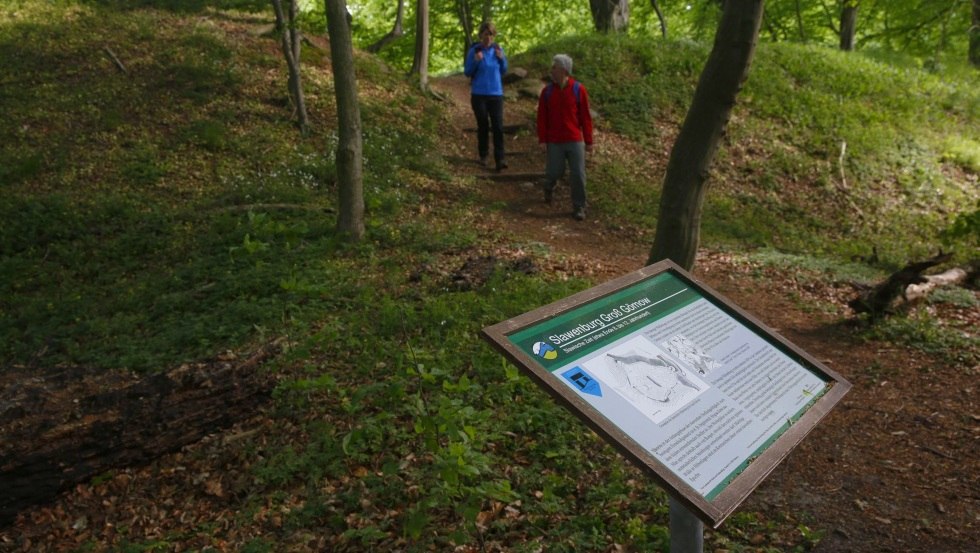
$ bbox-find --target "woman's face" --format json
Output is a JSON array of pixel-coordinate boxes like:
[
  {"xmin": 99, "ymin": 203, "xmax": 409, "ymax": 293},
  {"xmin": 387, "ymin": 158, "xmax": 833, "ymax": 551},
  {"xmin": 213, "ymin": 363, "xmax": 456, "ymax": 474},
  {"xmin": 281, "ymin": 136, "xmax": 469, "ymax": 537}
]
[{"xmin": 479, "ymin": 28, "xmax": 494, "ymax": 46}]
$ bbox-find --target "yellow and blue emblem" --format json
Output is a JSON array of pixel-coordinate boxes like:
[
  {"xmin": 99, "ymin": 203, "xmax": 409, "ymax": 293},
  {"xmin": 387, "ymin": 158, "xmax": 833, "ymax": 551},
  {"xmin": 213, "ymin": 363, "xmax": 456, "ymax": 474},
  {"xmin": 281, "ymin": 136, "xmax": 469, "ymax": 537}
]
[{"xmin": 532, "ymin": 341, "xmax": 558, "ymax": 360}]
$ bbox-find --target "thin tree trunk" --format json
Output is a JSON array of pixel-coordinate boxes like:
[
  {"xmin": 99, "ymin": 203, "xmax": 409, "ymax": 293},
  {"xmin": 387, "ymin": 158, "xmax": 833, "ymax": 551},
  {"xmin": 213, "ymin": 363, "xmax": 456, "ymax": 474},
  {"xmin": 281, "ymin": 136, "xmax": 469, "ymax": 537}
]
[
  {"xmin": 840, "ymin": 1, "xmax": 857, "ymax": 51},
  {"xmin": 271, "ymin": 0, "xmax": 309, "ymax": 133},
  {"xmin": 794, "ymin": 0, "xmax": 806, "ymax": 40},
  {"xmin": 457, "ymin": 0, "xmax": 474, "ymax": 51},
  {"xmin": 366, "ymin": 0, "xmax": 406, "ymax": 53},
  {"xmin": 972, "ymin": 0, "xmax": 980, "ymax": 67},
  {"xmin": 409, "ymin": 0, "xmax": 430, "ymax": 90},
  {"xmin": 325, "ymin": 0, "xmax": 365, "ymax": 241},
  {"xmin": 650, "ymin": 0, "xmax": 667, "ymax": 39},
  {"xmin": 647, "ymin": 0, "xmax": 765, "ymax": 271}
]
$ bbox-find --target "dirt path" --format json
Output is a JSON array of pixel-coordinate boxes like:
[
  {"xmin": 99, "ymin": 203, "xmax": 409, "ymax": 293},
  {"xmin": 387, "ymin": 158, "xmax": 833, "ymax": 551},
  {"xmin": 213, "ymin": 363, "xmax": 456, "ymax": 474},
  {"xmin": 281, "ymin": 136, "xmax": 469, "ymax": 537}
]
[
  {"xmin": 432, "ymin": 74, "xmax": 644, "ymax": 281},
  {"xmin": 431, "ymin": 74, "xmax": 979, "ymax": 553}
]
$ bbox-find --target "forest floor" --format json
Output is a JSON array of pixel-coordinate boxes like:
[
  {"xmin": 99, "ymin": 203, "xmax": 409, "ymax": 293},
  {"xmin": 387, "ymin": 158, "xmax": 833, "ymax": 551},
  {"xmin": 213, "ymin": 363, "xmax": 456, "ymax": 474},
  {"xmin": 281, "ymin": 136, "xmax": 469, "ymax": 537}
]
[
  {"xmin": 430, "ymin": 73, "xmax": 979, "ymax": 552},
  {"xmin": 0, "ymin": 67, "xmax": 976, "ymax": 552}
]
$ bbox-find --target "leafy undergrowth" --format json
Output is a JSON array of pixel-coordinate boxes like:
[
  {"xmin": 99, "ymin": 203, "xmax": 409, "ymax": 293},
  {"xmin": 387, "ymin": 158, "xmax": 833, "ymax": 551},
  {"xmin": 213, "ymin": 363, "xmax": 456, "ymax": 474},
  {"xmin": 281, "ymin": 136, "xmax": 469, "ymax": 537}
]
[{"xmin": 1, "ymin": 2, "xmax": 978, "ymax": 553}]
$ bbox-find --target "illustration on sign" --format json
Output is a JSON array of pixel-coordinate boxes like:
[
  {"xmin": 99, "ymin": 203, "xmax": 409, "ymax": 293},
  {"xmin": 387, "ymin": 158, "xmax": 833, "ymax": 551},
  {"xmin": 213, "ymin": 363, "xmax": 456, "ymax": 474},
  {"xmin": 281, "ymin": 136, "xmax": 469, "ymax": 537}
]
[
  {"xmin": 560, "ymin": 366, "xmax": 603, "ymax": 397},
  {"xmin": 588, "ymin": 337, "xmax": 708, "ymax": 424}
]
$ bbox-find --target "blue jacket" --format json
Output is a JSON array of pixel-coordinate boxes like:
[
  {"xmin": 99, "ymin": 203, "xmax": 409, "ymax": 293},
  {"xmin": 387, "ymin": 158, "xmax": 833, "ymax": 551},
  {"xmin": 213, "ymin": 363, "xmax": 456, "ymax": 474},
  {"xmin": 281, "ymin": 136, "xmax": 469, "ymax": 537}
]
[{"xmin": 464, "ymin": 42, "xmax": 507, "ymax": 96}]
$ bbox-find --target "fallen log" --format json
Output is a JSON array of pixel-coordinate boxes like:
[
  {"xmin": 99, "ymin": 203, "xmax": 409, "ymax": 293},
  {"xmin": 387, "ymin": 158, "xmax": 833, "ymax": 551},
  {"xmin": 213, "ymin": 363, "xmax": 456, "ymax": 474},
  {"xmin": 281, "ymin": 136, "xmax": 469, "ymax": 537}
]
[
  {"xmin": 848, "ymin": 251, "xmax": 955, "ymax": 319},
  {"xmin": 904, "ymin": 267, "xmax": 968, "ymax": 301},
  {"xmin": 0, "ymin": 341, "xmax": 281, "ymax": 527}
]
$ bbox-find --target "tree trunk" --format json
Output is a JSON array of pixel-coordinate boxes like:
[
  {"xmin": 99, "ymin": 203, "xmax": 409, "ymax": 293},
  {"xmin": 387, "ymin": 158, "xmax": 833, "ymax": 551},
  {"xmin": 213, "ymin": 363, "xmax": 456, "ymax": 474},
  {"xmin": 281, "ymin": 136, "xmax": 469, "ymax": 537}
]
[
  {"xmin": 970, "ymin": 0, "xmax": 979, "ymax": 67},
  {"xmin": 0, "ymin": 344, "xmax": 279, "ymax": 527},
  {"xmin": 271, "ymin": 0, "xmax": 310, "ymax": 133},
  {"xmin": 840, "ymin": 1, "xmax": 858, "ymax": 51},
  {"xmin": 410, "ymin": 0, "xmax": 430, "ymax": 90},
  {"xmin": 794, "ymin": 0, "xmax": 806, "ymax": 40},
  {"xmin": 650, "ymin": 0, "xmax": 667, "ymax": 39},
  {"xmin": 647, "ymin": 0, "xmax": 765, "ymax": 271},
  {"xmin": 481, "ymin": 0, "xmax": 492, "ymax": 24},
  {"xmin": 325, "ymin": 0, "xmax": 366, "ymax": 241},
  {"xmin": 456, "ymin": 0, "xmax": 474, "ymax": 49},
  {"xmin": 590, "ymin": 0, "xmax": 630, "ymax": 33},
  {"xmin": 366, "ymin": 0, "xmax": 406, "ymax": 53}
]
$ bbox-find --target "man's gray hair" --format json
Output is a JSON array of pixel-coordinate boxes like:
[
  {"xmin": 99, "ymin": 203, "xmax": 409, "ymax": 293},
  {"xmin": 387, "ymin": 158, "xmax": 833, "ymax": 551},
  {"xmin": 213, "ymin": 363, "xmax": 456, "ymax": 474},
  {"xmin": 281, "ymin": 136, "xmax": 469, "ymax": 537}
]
[{"xmin": 553, "ymin": 54, "xmax": 573, "ymax": 74}]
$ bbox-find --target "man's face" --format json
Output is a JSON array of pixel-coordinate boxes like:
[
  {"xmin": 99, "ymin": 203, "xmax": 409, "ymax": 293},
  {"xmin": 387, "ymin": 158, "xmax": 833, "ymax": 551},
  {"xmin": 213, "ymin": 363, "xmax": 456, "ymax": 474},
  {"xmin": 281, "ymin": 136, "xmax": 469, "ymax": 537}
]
[{"xmin": 550, "ymin": 63, "xmax": 567, "ymax": 84}]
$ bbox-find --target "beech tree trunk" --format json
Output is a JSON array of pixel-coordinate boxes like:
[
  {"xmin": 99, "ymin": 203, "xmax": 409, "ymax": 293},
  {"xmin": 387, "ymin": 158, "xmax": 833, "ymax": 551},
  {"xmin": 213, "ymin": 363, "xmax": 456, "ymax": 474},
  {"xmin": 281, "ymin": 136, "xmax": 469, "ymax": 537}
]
[
  {"xmin": 647, "ymin": 0, "xmax": 765, "ymax": 271},
  {"xmin": 325, "ymin": 0, "xmax": 365, "ymax": 241},
  {"xmin": 366, "ymin": 0, "xmax": 406, "ymax": 53},
  {"xmin": 590, "ymin": 0, "xmax": 630, "ymax": 33},
  {"xmin": 409, "ymin": 0, "xmax": 430, "ymax": 90},
  {"xmin": 271, "ymin": 0, "xmax": 310, "ymax": 133},
  {"xmin": 840, "ymin": 1, "xmax": 858, "ymax": 51}
]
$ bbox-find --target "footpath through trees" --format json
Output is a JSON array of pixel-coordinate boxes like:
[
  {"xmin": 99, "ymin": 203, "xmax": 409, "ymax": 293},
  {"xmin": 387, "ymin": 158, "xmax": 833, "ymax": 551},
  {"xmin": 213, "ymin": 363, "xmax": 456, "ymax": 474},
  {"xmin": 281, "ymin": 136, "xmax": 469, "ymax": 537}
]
[{"xmin": 430, "ymin": 72, "xmax": 979, "ymax": 552}]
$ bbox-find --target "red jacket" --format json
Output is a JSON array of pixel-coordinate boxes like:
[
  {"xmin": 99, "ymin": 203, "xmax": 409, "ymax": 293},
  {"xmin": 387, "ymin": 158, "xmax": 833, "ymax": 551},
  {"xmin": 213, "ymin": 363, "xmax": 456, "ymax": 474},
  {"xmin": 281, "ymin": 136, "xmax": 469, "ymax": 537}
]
[{"xmin": 537, "ymin": 78, "xmax": 593, "ymax": 145}]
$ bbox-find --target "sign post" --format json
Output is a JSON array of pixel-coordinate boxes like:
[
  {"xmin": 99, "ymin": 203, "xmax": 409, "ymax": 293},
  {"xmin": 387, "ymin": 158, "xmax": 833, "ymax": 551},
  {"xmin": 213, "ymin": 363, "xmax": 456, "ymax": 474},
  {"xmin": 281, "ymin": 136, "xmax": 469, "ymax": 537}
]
[
  {"xmin": 670, "ymin": 497, "xmax": 703, "ymax": 553},
  {"xmin": 481, "ymin": 260, "xmax": 850, "ymax": 537}
]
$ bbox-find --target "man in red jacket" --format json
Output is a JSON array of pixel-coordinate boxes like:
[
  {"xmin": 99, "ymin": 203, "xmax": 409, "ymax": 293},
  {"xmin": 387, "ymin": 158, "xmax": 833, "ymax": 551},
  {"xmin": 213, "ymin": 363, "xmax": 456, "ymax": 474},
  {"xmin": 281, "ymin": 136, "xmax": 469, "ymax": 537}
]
[{"xmin": 537, "ymin": 53, "xmax": 594, "ymax": 221}]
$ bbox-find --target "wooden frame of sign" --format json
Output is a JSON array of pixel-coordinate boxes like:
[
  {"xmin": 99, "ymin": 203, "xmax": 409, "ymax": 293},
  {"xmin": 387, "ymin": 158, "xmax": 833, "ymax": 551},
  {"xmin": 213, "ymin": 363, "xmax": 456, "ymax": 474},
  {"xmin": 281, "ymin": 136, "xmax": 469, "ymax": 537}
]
[{"xmin": 481, "ymin": 259, "xmax": 851, "ymax": 528}]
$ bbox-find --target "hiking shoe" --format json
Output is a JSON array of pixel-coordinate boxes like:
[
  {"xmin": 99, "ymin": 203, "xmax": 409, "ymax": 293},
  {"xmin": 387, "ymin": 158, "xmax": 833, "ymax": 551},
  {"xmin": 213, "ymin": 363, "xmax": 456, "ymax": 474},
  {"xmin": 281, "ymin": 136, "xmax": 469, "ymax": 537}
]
[
  {"xmin": 478, "ymin": 156, "xmax": 488, "ymax": 167},
  {"xmin": 543, "ymin": 187, "xmax": 553, "ymax": 204},
  {"xmin": 573, "ymin": 206, "xmax": 586, "ymax": 221},
  {"xmin": 496, "ymin": 160, "xmax": 508, "ymax": 171}
]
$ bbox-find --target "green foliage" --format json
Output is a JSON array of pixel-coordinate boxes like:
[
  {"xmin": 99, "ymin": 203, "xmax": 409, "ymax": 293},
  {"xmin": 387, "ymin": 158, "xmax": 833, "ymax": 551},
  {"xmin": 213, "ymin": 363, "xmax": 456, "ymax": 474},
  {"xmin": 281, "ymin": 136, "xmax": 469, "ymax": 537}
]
[
  {"xmin": 865, "ymin": 311, "xmax": 979, "ymax": 366},
  {"xmin": 2, "ymin": 2, "xmax": 977, "ymax": 551},
  {"xmin": 512, "ymin": 33, "xmax": 978, "ymax": 263},
  {"xmin": 941, "ymin": 200, "xmax": 980, "ymax": 245}
]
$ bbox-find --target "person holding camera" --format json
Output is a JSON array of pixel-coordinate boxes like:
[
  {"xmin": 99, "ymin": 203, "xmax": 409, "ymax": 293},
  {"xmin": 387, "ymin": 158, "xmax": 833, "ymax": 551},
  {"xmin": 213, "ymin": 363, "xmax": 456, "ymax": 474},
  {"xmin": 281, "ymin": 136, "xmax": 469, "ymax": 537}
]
[{"xmin": 464, "ymin": 21, "xmax": 509, "ymax": 171}]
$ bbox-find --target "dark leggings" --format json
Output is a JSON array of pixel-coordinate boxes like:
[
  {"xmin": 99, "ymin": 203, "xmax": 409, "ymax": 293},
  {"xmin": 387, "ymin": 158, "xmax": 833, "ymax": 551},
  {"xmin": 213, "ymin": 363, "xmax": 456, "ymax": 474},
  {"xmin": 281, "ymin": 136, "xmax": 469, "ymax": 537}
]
[{"xmin": 470, "ymin": 94, "xmax": 505, "ymax": 163}]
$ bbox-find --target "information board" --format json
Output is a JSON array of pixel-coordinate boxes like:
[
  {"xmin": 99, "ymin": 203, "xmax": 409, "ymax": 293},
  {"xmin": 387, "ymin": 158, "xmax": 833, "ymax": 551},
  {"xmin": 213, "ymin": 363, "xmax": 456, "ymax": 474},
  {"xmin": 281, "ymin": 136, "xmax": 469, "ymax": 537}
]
[{"xmin": 481, "ymin": 260, "xmax": 850, "ymax": 527}]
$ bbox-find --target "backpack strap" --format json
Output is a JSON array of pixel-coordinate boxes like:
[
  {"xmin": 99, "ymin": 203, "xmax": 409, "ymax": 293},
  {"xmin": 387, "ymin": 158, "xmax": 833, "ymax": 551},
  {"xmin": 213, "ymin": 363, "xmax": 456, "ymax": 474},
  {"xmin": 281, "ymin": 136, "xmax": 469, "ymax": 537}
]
[{"xmin": 543, "ymin": 81, "xmax": 581, "ymax": 108}]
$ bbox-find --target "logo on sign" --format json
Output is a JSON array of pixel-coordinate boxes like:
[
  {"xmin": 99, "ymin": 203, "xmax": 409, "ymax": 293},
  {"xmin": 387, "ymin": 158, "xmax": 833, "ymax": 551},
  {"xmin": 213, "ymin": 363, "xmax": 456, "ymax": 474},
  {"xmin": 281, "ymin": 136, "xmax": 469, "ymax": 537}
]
[
  {"xmin": 532, "ymin": 341, "xmax": 558, "ymax": 360},
  {"xmin": 561, "ymin": 366, "xmax": 602, "ymax": 397}
]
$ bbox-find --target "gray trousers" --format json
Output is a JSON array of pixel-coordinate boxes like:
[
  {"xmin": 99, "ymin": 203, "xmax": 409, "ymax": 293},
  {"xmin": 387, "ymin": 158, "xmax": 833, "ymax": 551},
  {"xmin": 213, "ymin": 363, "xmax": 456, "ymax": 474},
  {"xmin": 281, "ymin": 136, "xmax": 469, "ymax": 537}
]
[{"xmin": 544, "ymin": 142, "xmax": 587, "ymax": 209}]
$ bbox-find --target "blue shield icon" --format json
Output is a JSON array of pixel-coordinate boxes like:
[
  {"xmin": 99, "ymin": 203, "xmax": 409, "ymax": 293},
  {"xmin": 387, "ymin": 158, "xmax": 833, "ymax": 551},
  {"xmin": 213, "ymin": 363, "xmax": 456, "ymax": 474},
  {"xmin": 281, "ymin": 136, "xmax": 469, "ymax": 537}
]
[{"xmin": 561, "ymin": 366, "xmax": 602, "ymax": 397}]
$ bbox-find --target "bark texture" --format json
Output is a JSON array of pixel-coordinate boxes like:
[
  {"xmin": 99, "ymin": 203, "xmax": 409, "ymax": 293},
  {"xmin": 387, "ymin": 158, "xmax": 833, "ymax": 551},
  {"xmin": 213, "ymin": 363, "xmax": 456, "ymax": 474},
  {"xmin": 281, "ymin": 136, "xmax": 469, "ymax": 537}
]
[
  {"xmin": 326, "ymin": 0, "xmax": 366, "ymax": 241},
  {"xmin": 647, "ymin": 0, "xmax": 764, "ymax": 271},
  {"xmin": 840, "ymin": 2, "xmax": 858, "ymax": 51},
  {"xmin": 410, "ymin": 0, "xmax": 430, "ymax": 90},
  {"xmin": 590, "ymin": 0, "xmax": 630, "ymax": 33}
]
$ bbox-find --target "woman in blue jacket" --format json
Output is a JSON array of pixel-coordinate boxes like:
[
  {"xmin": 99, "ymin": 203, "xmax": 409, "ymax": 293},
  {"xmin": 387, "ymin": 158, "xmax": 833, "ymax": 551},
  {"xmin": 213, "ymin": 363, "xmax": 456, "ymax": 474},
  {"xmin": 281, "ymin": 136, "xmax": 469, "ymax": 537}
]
[{"xmin": 464, "ymin": 21, "xmax": 508, "ymax": 171}]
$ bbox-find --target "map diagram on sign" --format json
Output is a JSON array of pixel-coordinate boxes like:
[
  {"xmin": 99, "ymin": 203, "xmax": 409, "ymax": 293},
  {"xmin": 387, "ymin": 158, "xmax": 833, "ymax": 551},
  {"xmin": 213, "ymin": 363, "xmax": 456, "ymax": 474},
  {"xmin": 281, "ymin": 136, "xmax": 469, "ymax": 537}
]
[
  {"xmin": 662, "ymin": 334, "xmax": 721, "ymax": 376},
  {"xmin": 587, "ymin": 336, "xmax": 709, "ymax": 424}
]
